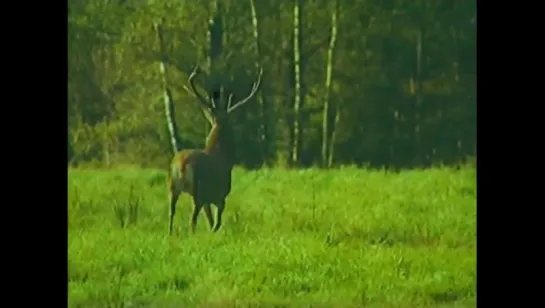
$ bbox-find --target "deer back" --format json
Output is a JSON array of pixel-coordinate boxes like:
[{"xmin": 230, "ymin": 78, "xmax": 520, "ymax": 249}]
[{"xmin": 170, "ymin": 148, "xmax": 232, "ymax": 203}]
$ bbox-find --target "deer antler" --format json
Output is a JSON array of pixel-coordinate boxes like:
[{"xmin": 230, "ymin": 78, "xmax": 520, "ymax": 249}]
[
  {"xmin": 227, "ymin": 67, "xmax": 263, "ymax": 113},
  {"xmin": 226, "ymin": 93, "xmax": 235, "ymax": 110},
  {"xmin": 188, "ymin": 65, "xmax": 216, "ymax": 110}
]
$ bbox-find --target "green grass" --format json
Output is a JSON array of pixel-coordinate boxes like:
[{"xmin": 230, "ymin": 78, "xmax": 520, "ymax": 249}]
[{"xmin": 68, "ymin": 165, "xmax": 476, "ymax": 307}]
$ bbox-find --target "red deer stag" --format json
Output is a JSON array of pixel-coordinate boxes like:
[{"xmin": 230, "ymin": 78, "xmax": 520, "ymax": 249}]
[{"xmin": 167, "ymin": 65, "xmax": 263, "ymax": 235}]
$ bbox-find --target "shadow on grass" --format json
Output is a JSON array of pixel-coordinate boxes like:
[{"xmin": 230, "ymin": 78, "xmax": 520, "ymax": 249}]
[
  {"xmin": 326, "ymin": 228, "xmax": 441, "ymax": 248},
  {"xmin": 154, "ymin": 275, "xmax": 191, "ymax": 292},
  {"xmin": 428, "ymin": 290, "xmax": 464, "ymax": 304}
]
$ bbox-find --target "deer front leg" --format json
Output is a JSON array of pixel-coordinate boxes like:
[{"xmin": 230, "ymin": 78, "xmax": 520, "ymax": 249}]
[
  {"xmin": 190, "ymin": 199, "xmax": 204, "ymax": 233},
  {"xmin": 203, "ymin": 204, "xmax": 215, "ymax": 230},
  {"xmin": 213, "ymin": 201, "xmax": 225, "ymax": 232}
]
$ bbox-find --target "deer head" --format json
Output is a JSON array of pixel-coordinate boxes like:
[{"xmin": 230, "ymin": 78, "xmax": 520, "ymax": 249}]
[
  {"xmin": 188, "ymin": 65, "xmax": 263, "ymax": 124},
  {"xmin": 186, "ymin": 65, "xmax": 263, "ymax": 165}
]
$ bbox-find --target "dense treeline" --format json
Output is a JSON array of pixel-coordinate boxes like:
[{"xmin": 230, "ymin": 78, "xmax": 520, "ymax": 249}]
[{"xmin": 68, "ymin": 0, "xmax": 476, "ymax": 169}]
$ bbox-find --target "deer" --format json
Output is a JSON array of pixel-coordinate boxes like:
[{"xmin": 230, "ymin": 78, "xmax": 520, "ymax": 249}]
[{"xmin": 167, "ymin": 65, "xmax": 263, "ymax": 235}]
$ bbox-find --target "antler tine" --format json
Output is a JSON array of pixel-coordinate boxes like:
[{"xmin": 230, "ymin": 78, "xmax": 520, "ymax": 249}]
[
  {"xmin": 188, "ymin": 65, "xmax": 214, "ymax": 110},
  {"xmin": 210, "ymin": 90, "xmax": 218, "ymax": 110},
  {"xmin": 226, "ymin": 93, "xmax": 234, "ymax": 110},
  {"xmin": 227, "ymin": 67, "xmax": 263, "ymax": 113}
]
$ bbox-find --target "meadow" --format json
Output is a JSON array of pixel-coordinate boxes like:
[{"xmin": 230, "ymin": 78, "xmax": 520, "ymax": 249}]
[{"xmin": 68, "ymin": 165, "xmax": 476, "ymax": 307}]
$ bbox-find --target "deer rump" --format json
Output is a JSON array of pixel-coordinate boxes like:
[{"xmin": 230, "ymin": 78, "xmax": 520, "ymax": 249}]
[{"xmin": 170, "ymin": 150, "xmax": 232, "ymax": 205}]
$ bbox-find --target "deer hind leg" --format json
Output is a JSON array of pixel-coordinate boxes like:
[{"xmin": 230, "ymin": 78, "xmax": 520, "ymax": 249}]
[
  {"xmin": 213, "ymin": 201, "xmax": 225, "ymax": 232},
  {"xmin": 168, "ymin": 190, "xmax": 180, "ymax": 236},
  {"xmin": 168, "ymin": 164, "xmax": 185, "ymax": 236},
  {"xmin": 203, "ymin": 204, "xmax": 215, "ymax": 230},
  {"xmin": 190, "ymin": 198, "xmax": 204, "ymax": 233}
]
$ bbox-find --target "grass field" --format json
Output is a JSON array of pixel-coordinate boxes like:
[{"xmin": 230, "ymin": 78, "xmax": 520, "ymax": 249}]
[{"xmin": 68, "ymin": 165, "xmax": 476, "ymax": 307}]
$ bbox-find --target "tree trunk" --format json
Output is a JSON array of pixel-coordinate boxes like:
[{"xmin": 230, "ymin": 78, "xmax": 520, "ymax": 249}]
[
  {"xmin": 249, "ymin": 0, "xmax": 272, "ymax": 166},
  {"xmin": 103, "ymin": 135, "xmax": 111, "ymax": 167},
  {"xmin": 291, "ymin": 0, "xmax": 303, "ymax": 166},
  {"xmin": 154, "ymin": 22, "xmax": 181, "ymax": 156},
  {"xmin": 413, "ymin": 27, "xmax": 423, "ymax": 165},
  {"xmin": 208, "ymin": 0, "xmax": 224, "ymax": 104},
  {"xmin": 321, "ymin": 0, "xmax": 339, "ymax": 168},
  {"xmin": 278, "ymin": 36, "xmax": 295, "ymax": 168},
  {"xmin": 328, "ymin": 102, "xmax": 340, "ymax": 167}
]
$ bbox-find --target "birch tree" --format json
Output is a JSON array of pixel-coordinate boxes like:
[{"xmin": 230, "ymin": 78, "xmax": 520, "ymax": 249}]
[
  {"xmin": 249, "ymin": 0, "xmax": 272, "ymax": 165},
  {"xmin": 321, "ymin": 0, "xmax": 339, "ymax": 168}
]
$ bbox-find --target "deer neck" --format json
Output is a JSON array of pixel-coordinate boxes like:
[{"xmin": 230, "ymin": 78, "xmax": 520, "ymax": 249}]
[{"xmin": 204, "ymin": 124, "xmax": 235, "ymax": 168}]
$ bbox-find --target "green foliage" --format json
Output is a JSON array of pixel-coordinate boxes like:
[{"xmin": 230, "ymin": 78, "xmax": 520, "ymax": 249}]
[
  {"xmin": 68, "ymin": 0, "xmax": 476, "ymax": 168},
  {"xmin": 68, "ymin": 166, "xmax": 476, "ymax": 307}
]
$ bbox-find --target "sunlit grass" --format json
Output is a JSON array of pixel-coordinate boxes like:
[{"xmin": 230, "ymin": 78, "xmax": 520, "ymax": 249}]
[{"xmin": 68, "ymin": 165, "xmax": 476, "ymax": 307}]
